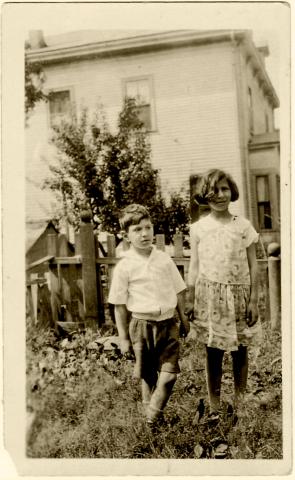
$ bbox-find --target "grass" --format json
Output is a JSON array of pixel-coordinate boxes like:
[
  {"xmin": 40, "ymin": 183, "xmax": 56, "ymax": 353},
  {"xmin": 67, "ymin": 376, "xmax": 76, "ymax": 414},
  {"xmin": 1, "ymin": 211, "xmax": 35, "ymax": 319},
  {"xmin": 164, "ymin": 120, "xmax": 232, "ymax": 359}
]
[{"xmin": 26, "ymin": 310, "xmax": 282, "ymax": 459}]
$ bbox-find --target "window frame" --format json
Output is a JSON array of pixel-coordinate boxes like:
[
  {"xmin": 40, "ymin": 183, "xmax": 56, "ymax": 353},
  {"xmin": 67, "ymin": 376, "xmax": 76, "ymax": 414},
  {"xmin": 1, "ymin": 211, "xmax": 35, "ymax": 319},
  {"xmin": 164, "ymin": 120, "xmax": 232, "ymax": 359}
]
[
  {"xmin": 251, "ymin": 168, "xmax": 280, "ymax": 232},
  {"xmin": 46, "ymin": 86, "xmax": 75, "ymax": 128},
  {"xmin": 122, "ymin": 75, "xmax": 157, "ymax": 133}
]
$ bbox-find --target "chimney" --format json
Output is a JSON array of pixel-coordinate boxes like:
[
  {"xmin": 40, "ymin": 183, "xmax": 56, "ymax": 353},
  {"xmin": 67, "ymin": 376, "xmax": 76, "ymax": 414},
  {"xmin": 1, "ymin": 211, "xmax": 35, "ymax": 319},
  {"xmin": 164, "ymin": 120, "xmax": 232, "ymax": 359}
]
[
  {"xmin": 257, "ymin": 45, "xmax": 269, "ymax": 67},
  {"xmin": 28, "ymin": 30, "xmax": 47, "ymax": 49}
]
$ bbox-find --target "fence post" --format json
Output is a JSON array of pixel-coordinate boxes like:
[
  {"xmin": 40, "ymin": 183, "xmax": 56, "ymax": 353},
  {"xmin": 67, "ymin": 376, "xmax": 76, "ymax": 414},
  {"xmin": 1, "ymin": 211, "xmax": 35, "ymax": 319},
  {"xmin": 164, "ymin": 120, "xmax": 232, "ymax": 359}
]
[
  {"xmin": 155, "ymin": 234, "xmax": 165, "ymax": 251},
  {"xmin": 80, "ymin": 210, "xmax": 99, "ymax": 330},
  {"xmin": 267, "ymin": 243, "xmax": 281, "ymax": 331},
  {"xmin": 47, "ymin": 232, "xmax": 59, "ymax": 329},
  {"xmin": 173, "ymin": 232, "xmax": 183, "ymax": 257},
  {"xmin": 74, "ymin": 232, "xmax": 81, "ymax": 255},
  {"xmin": 58, "ymin": 234, "xmax": 69, "ymax": 256},
  {"xmin": 107, "ymin": 234, "xmax": 116, "ymax": 284}
]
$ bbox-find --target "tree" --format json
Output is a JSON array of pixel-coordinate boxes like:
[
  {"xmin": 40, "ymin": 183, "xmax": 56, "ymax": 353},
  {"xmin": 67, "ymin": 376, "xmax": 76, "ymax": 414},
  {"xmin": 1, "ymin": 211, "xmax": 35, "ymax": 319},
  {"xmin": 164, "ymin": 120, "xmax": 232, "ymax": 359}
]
[
  {"xmin": 44, "ymin": 98, "xmax": 190, "ymax": 240},
  {"xmin": 25, "ymin": 56, "xmax": 48, "ymax": 120},
  {"xmin": 25, "ymin": 37, "xmax": 49, "ymax": 121}
]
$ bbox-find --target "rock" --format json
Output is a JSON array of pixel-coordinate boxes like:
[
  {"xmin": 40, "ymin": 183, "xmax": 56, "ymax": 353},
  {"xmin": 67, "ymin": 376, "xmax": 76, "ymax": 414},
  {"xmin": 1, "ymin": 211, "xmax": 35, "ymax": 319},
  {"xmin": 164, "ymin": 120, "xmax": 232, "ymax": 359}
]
[
  {"xmin": 212, "ymin": 441, "xmax": 228, "ymax": 459},
  {"xmin": 194, "ymin": 443, "xmax": 204, "ymax": 458}
]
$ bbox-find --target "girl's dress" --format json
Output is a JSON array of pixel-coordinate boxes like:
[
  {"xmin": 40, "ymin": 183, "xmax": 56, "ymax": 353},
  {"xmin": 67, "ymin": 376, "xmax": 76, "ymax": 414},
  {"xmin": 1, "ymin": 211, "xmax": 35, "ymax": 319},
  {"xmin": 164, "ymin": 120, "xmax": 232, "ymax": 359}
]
[{"xmin": 190, "ymin": 214, "xmax": 262, "ymax": 352}]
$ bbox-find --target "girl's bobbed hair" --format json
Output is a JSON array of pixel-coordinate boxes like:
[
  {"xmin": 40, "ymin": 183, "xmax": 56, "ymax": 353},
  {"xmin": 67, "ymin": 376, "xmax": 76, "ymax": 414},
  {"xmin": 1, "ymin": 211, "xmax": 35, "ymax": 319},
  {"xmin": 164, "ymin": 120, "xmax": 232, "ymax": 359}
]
[{"xmin": 194, "ymin": 169, "xmax": 239, "ymax": 205}]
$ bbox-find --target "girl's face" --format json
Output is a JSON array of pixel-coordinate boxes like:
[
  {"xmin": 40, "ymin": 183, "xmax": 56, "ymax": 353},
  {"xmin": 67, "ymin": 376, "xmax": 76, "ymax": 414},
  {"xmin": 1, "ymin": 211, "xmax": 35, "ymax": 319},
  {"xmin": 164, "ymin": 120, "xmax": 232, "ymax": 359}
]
[{"xmin": 208, "ymin": 177, "xmax": 232, "ymax": 213}]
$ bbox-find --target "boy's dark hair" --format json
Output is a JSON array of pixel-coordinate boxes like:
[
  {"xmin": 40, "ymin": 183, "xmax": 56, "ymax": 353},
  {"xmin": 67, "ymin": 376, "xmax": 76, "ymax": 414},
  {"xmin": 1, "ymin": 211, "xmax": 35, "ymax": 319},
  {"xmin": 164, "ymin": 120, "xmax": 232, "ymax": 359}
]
[
  {"xmin": 119, "ymin": 204, "xmax": 151, "ymax": 231},
  {"xmin": 194, "ymin": 169, "xmax": 239, "ymax": 205}
]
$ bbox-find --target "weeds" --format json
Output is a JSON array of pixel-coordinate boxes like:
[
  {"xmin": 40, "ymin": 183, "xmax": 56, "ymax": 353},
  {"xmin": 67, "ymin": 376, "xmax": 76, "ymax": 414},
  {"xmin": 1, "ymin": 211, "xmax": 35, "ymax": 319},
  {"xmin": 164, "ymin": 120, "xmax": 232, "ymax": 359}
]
[{"xmin": 26, "ymin": 314, "xmax": 282, "ymax": 459}]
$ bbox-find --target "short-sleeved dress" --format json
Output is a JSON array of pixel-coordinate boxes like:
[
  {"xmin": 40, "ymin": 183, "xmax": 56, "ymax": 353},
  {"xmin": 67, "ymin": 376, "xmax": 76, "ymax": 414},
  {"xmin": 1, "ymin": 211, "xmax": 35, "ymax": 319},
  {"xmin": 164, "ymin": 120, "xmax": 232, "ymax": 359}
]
[{"xmin": 190, "ymin": 214, "xmax": 262, "ymax": 352}]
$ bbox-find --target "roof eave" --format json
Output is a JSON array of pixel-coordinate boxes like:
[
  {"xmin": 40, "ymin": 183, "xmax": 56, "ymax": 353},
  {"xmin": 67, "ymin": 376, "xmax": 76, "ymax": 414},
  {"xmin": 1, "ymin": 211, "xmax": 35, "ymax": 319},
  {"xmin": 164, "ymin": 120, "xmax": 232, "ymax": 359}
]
[
  {"xmin": 242, "ymin": 36, "xmax": 280, "ymax": 109},
  {"xmin": 25, "ymin": 28, "xmax": 279, "ymax": 109},
  {"xmin": 25, "ymin": 29, "xmax": 246, "ymax": 64}
]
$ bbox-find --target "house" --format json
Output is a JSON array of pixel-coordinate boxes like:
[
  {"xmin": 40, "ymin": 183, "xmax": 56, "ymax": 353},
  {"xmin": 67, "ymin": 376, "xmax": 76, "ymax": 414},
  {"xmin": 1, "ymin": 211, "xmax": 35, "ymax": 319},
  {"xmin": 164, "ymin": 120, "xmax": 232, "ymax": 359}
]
[{"xmin": 25, "ymin": 29, "xmax": 280, "ymax": 244}]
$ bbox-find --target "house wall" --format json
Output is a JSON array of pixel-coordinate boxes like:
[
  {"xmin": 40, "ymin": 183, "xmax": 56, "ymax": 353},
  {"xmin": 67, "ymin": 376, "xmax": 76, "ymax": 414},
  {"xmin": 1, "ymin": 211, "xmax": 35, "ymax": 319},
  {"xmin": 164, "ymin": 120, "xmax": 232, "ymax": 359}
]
[
  {"xmin": 245, "ymin": 61, "xmax": 275, "ymax": 135},
  {"xmin": 235, "ymin": 47, "xmax": 280, "ymax": 243},
  {"xmin": 26, "ymin": 40, "xmax": 259, "ymax": 223}
]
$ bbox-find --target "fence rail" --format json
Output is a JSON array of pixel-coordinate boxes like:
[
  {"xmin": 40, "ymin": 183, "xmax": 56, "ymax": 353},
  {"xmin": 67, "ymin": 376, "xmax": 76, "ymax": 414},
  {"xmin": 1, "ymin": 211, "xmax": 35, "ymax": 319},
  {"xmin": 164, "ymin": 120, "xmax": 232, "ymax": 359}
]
[{"xmin": 26, "ymin": 214, "xmax": 281, "ymax": 333}]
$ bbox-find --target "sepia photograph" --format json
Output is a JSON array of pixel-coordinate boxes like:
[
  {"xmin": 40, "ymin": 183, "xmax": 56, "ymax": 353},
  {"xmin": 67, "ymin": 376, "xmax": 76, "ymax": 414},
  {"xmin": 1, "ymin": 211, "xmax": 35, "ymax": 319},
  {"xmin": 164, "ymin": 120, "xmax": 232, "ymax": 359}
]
[{"xmin": 2, "ymin": 1, "xmax": 292, "ymax": 477}]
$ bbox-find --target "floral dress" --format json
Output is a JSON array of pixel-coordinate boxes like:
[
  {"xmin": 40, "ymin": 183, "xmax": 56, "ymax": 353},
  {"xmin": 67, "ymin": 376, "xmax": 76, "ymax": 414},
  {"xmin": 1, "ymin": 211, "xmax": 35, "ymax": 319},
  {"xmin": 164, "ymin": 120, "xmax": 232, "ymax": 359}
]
[{"xmin": 190, "ymin": 214, "xmax": 262, "ymax": 352}]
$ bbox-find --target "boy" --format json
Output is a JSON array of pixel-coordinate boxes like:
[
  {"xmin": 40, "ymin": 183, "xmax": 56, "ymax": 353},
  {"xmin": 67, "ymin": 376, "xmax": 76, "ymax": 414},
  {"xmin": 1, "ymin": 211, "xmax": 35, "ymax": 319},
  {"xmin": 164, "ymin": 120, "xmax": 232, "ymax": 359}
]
[{"xmin": 108, "ymin": 204, "xmax": 190, "ymax": 427}]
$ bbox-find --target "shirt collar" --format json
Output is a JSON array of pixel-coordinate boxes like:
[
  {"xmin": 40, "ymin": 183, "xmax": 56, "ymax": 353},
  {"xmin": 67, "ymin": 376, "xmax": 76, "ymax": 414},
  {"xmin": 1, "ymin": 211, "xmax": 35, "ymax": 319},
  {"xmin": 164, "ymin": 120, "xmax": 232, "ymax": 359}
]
[{"xmin": 122, "ymin": 244, "xmax": 156, "ymax": 261}]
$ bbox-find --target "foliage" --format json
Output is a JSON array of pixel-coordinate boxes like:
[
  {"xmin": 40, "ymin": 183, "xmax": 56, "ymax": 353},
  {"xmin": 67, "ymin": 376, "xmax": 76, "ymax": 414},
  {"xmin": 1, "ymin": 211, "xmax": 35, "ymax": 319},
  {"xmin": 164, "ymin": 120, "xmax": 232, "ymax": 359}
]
[
  {"xmin": 44, "ymin": 98, "xmax": 190, "ymax": 239},
  {"xmin": 157, "ymin": 190, "xmax": 190, "ymax": 242},
  {"xmin": 25, "ymin": 55, "xmax": 48, "ymax": 120}
]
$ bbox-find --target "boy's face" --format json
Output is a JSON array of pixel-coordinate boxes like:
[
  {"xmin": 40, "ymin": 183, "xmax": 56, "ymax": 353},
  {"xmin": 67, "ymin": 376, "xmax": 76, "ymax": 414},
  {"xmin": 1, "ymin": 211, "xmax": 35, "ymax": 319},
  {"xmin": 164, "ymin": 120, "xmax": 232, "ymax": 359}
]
[{"xmin": 126, "ymin": 218, "xmax": 154, "ymax": 253}]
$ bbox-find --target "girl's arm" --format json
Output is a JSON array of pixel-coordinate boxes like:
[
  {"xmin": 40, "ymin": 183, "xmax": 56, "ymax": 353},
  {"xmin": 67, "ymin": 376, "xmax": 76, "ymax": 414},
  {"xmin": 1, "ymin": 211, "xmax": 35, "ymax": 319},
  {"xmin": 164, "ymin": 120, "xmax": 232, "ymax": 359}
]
[
  {"xmin": 176, "ymin": 291, "xmax": 190, "ymax": 337},
  {"xmin": 246, "ymin": 242, "xmax": 259, "ymax": 327},
  {"xmin": 114, "ymin": 304, "xmax": 132, "ymax": 353},
  {"xmin": 186, "ymin": 237, "xmax": 199, "ymax": 317}
]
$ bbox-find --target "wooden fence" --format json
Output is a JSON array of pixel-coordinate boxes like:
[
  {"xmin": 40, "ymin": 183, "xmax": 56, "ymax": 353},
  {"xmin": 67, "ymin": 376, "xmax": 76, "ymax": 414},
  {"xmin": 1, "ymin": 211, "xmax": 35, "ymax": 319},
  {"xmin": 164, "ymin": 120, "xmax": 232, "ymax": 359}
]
[
  {"xmin": 26, "ymin": 213, "xmax": 281, "ymax": 333},
  {"xmin": 26, "ymin": 214, "xmax": 190, "ymax": 332}
]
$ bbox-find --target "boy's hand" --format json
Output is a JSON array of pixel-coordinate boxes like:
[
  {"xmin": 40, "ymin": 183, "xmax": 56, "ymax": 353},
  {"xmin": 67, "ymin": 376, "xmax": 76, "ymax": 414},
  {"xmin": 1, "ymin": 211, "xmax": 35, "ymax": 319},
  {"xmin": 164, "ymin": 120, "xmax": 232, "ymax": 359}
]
[
  {"xmin": 120, "ymin": 338, "xmax": 132, "ymax": 354},
  {"xmin": 179, "ymin": 317, "xmax": 190, "ymax": 338},
  {"xmin": 246, "ymin": 301, "xmax": 258, "ymax": 327}
]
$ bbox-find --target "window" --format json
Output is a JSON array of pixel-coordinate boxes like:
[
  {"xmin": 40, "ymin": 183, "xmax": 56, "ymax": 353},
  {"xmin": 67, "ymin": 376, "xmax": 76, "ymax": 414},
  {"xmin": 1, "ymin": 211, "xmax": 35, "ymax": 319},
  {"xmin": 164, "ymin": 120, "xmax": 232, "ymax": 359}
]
[
  {"xmin": 256, "ymin": 175, "xmax": 272, "ymax": 229},
  {"xmin": 124, "ymin": 77, "xmax": 155, "ymax": 131},
  {"xmin": 48, "ymin": 90, "xmax": 71, "ymax": 126},
  {"xmin": 247, "ymin": 87, "xmax": 254, "ymax": 134}
]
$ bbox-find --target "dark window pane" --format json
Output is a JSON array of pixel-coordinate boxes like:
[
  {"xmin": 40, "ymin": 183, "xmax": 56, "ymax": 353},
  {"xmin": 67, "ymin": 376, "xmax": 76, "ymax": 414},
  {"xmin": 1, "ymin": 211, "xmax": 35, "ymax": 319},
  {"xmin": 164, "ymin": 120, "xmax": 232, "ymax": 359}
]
[
  {"xmin": 258, "ymin": 201, "xmax": 272, "ymax": 229},
  {"xmin": 49, "ymin": 90, "xmax": 71, "ymax": 125}
]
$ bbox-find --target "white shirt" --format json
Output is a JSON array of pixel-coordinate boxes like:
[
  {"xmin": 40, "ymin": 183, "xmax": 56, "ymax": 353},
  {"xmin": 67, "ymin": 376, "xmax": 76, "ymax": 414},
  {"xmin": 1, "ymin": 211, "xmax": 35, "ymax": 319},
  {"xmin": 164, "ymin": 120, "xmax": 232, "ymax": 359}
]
[
  {"xmin": 190, "ymin": 215, "xmax": 259, "ymax": 285},
  {"xmin": 108, "ymin": 246, "xmax": 186, "ymax": 320}
]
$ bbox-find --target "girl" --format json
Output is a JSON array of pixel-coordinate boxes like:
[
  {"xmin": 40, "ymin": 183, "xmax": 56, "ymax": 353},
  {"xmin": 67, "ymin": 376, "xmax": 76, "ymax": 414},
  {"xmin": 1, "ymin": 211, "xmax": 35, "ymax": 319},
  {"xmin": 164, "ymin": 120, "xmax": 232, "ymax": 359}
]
[{"xmin": 187, "ymin": 169, "xmax": 262, "ymax": 417}]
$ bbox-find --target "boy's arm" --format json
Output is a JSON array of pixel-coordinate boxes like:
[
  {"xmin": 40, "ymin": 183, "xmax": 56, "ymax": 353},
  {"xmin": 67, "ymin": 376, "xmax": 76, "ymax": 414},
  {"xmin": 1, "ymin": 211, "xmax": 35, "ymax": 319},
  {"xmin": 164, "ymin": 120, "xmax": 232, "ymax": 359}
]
[
  {"xmin": 176, "ymin": 291, "xmax": 190, "ymax": 337},
  {"xmin": 246, "ymin": 242, "xmax": 259, "ymax": 327},
  {"xmin": 114, "ymin": 304, "xmax": 132, "ymax": 354}
]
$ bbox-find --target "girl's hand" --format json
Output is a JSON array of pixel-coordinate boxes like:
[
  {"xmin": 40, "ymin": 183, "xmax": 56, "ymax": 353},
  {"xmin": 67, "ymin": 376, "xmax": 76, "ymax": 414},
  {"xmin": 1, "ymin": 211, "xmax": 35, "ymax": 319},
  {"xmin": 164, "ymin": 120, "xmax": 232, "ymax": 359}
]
[
  {"xmin": 179, "ymin": 317, "xmax": 190, "ymax": 338},
  {"xmin": 184, "ymin": 301, "xmax": 195, "ymax": 321},
  {"xmin": 246, "ymin": 301, "xmax": 258, "ymax": 327},
  {"xmin": 120, "ymin": 338, "xmax": 132, "ymax": 354}
]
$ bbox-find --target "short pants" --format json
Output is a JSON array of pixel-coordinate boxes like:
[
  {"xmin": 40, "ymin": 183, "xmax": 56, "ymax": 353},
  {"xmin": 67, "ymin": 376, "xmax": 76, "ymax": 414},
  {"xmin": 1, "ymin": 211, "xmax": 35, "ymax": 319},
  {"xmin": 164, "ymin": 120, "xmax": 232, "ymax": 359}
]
[{"xmin": 129, "ymin": 316, "xmax": 180, "ymax": 382}]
